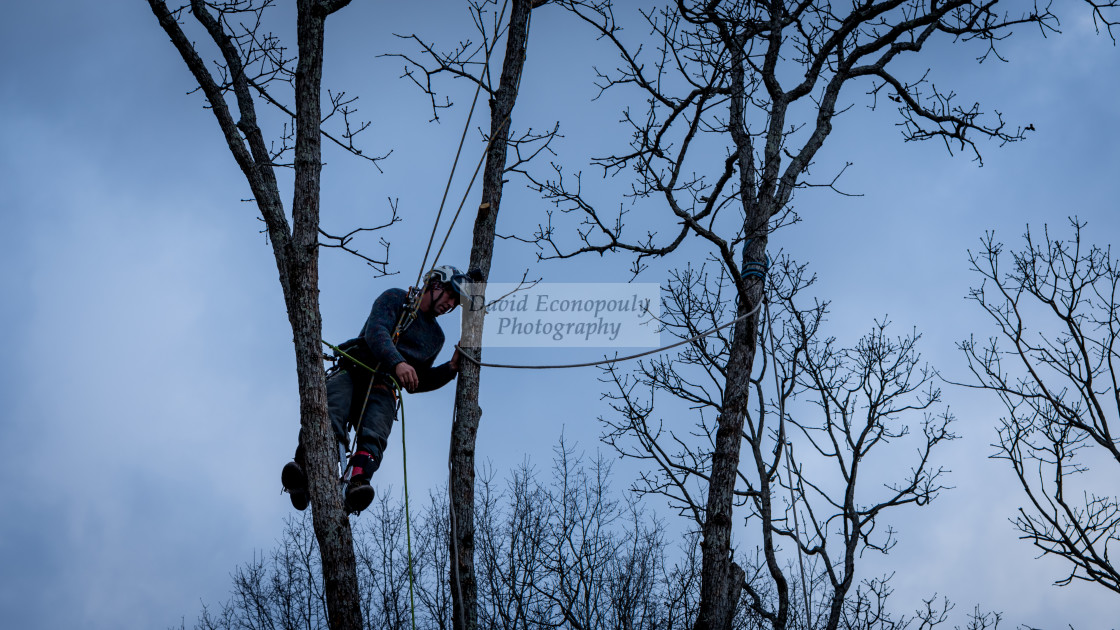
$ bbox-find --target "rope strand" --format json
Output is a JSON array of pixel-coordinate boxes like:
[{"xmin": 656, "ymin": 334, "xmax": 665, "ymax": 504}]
[
  {"xmin": 429, "ymin": 113, "xmax": 511, "ymax": 273},
  {"xmin": 454, "ymin": 297, "xmax": 764, "ymax": 370},
  {"xmin": 399, "ymin": 391, "xmax": 418, "ymax": 630},
  {"xmin": 416, "ymin": 55, "xmax": 487, "ymax": 290}
]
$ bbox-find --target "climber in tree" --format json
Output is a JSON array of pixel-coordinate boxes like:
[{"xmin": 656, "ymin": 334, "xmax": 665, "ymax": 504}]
[{"xmin": 281, "ymin": 265, "xmax": 479, "ymax": 514}]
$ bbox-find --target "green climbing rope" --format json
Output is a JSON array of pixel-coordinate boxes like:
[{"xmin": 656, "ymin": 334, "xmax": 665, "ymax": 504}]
[
  {"xmin": 321, "ymin": 339, "xmax": 418, "ymax": 630},
  {"xmin": 398, "ymin": 384, "xmax": 417, "ymax": 630}
]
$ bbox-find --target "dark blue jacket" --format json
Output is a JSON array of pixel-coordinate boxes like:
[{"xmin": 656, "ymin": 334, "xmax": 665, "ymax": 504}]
[{"xmin": 343, "ymin": 288, "xmax": 455, "ymax": 393}]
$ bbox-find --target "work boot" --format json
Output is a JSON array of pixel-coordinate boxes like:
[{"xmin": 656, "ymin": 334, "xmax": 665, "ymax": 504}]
[
  {"xmin": 281, "ymin": 448, "xmax": 309, "ymax": 511},
  {"xmin": 343, "ymin": 451, "xmax": 376, "ymax": 514}
]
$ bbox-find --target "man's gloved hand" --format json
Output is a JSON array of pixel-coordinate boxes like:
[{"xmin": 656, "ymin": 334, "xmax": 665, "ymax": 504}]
[
  {"xmin": 450, "ymin": 347, "xmax": 462, "ymax": 372},
  {"xmin": 394, "ymin": 362, "xmax": 419, "ymax": 392}
]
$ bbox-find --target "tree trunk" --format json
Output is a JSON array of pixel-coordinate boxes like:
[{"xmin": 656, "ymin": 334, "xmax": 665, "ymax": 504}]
[
  {"xmin": 449, "ymin": 2, "xmax": 535, "ymax": 629},
  {"xmin": 695, "ymin": 32, "xmax": 774, "ymax": 630},
  {"xmin": 290, "ymin": 3, "xmax": 363, "ymax": 630},
  {"xmin": 694, "ymin": 295, "xmax": 755, "ymax": 630}
]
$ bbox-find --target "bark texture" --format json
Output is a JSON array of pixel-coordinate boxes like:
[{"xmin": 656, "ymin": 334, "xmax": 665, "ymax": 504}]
[
  {"xmin": 449, "ymin": 2, "xmax": 536, "ymax": 629},
  {"xmin": 292, "ymin": 4, "xmax": 363, "ymax": 630},
  {"xmin": 148, "ymin": 1, "xmax": 362, "ymax": 629}
]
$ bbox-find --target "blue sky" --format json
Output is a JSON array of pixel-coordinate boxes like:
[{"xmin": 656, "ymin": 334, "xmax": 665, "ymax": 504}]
[{"xmin": 1, "ymin": 2, "xmax": 1118, "ymax": 629}]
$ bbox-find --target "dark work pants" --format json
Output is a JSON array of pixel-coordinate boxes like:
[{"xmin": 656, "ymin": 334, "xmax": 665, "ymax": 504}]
[{"xmin": 298, "ymin": 368, "xmax": 397, "ymax": 479}]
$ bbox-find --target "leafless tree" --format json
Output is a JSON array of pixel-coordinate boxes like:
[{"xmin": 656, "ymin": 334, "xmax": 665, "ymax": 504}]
[
  {"xmin": 176, "ymin": 441, "xmax": 700, "ymax": 630},
  {"xmin": 413, "ymin": 494, "xmax": 456, "ymax": 629},
  {"xmin": 598, "ymin": 258, "xmax": 957, "ymax": 630},
  {"xmin": 356, "ymin": 494, "xmax": 416, "ymax": 629},
  {"xmin": 961, "ymin": 220, "xmax": 1120, "ymax": 597},
  {"xmin": 146, "ymin": 2, "xmax": 400, "ymax": 628},
  {"xmin": 524, "ymin": 2, "xmax": 1117, "ymax": 627},
  {"xmin": 177, "ymin": 433, "xmax": 1008, "ymax": 630},
  {"xmin": 507, "ymin": 441, "xmax": 671, "ymax": 630},
  {"xmin": 387, "ymin": 1, "xmax": 555, "ymax": 628},
  {"xmin": 178, "ymin": 517, "xmax": 327, "ymax": 630},
  {"xmin": 474, "ymin": 462, "xmax": 552, "ymax": 629}
]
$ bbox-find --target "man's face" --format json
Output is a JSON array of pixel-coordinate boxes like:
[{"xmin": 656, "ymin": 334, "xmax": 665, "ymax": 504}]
[{"xmin": 432, "ymin": 288, "xmax": 459, "ymax": 316}]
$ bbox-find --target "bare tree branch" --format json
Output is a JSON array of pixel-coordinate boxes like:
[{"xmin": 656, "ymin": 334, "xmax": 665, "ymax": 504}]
[{"xmin": 961, "ymin": 219, "xmax": 1120, "ymax": 595}]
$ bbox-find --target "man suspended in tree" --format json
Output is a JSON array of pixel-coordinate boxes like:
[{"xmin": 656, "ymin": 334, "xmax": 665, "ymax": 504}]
[{"xmin": 281, "ymin": 266, "xmax": 480, "ymax": 514}]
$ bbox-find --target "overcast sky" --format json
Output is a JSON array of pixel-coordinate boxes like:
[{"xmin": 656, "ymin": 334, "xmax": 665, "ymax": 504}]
[{"xmin": 1, "ymin": 2, "xmax": 1118, "ymax": 629}]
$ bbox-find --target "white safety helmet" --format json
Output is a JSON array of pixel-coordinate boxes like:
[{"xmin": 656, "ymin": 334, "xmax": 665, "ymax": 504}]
[{"xmin": 424, "ymin": 265, "xmax": 474, "ymax": 304}]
